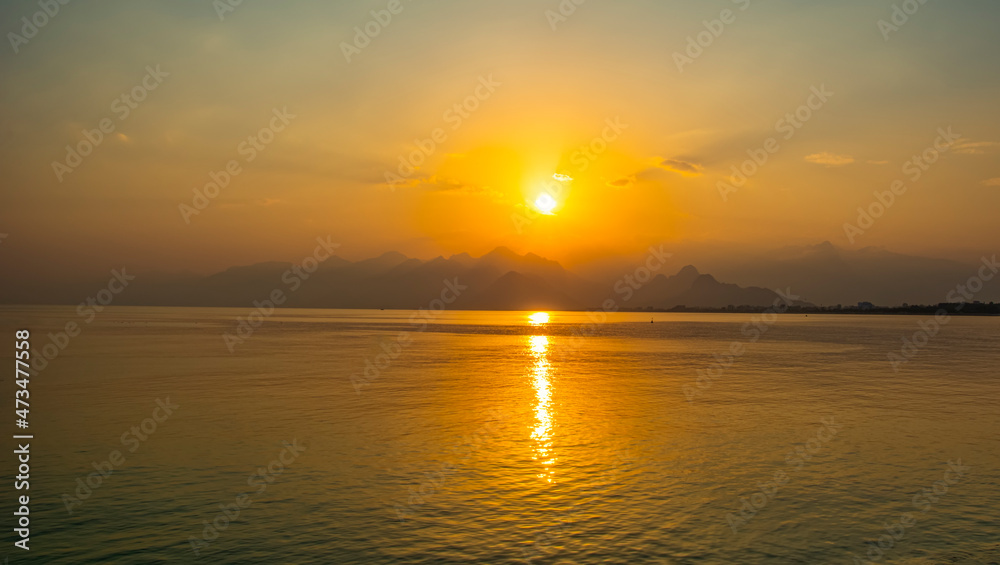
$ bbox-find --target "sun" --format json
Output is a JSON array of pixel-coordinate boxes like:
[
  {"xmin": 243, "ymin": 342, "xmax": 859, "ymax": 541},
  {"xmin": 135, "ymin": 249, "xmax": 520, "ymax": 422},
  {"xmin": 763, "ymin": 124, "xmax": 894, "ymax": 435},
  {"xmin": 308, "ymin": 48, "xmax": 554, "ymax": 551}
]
[
  {"xmin": 535, "ymin": 193, "xmax": 558, "ymax": 215},
  {"xmin": 529, "ymin": 312, "xmax": 550, "ymax": 325}
]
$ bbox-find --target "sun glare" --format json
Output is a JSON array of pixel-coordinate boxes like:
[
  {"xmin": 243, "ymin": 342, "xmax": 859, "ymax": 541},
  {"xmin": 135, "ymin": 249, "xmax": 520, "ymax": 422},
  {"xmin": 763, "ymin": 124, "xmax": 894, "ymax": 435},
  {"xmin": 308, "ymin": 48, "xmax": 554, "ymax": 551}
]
[
  {"xmin": 535, "ymin": 193, "xmax": 557, "ymax": 215},
  {"xmin": 529, "ymin": 312, "xmax": 550, "ymax": 325}
]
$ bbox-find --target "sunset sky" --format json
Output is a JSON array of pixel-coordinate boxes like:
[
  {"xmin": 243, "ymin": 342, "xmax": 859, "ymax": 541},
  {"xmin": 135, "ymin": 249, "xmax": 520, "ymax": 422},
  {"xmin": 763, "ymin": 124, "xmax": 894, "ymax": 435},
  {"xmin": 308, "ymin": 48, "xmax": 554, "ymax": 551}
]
[{"xmin": 1, "ymin": 0, "xmax": 998, "ymax": 279}]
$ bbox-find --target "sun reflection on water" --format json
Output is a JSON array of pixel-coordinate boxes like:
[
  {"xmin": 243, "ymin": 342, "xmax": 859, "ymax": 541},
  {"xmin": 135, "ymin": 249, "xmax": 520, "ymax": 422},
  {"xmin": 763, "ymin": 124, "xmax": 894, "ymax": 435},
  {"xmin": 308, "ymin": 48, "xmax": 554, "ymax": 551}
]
[
  {"xmin": 528, "ymin": 312, "xmax": 550, "ymax": 325},
  {"xmin": 528, "ymin": 334, "xmax": 555, "ymax": 482}
]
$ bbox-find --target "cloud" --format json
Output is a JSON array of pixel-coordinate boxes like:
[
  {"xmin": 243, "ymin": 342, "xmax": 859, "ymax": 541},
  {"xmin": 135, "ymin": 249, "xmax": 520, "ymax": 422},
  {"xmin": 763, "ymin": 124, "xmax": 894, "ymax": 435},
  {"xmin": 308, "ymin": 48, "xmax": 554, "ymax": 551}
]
[
  {"xmin": 607, "ymin": 176, "xmax": 635, "ymax": 188},
  {"xmin": 217, "ymin": 198, "xmax": 285, "ymax": 210},
  {"xmin": 953, "ymin": 141, "xmax": 999, "ymax": 155},
  {"xmin": 415, "ymin": 177, "xmax": 504, "ymax": 199},
  {"xmin": 383, "ymin": 174, "xmax": 476, "ymax": 193},
  {"xmin": 805, "ymin": 153, "xmax": 855, "ymax": 166},
  {"xmin": 382, "ymin": 176, "xmax": 428, "ymax": 191},
  {"xmin": 982, "ymin": 178, "xmax": 1000, "ymax": 187},
  {"xmin": 658, "ymin": 158, "xmax": 703, "ymax": 176}
]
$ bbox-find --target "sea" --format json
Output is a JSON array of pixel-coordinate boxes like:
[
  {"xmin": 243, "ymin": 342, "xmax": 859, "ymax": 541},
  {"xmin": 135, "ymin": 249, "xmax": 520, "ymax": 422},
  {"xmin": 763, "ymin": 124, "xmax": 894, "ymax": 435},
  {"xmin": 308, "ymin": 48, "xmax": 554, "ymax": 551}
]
[{"xmin": 0, "ymin": 306, "xmax": 997, "ymax": 564}]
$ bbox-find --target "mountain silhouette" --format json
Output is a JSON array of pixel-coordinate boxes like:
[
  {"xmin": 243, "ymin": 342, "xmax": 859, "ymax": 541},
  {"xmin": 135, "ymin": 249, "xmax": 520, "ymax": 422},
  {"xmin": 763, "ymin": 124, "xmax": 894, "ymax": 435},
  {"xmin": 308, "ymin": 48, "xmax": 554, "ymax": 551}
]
[
  {"xmin": 38, "ymin": 247, "xmax": 805, "ymax": 311},
  {"xmin": 669, "ymin": 273, "xmax": 788, "ymax": 309},
  {"xmin": 707, "ymin": 241, "xmax": 992, "ymax": 306},
  {"xmin": 8, "ymin": 243, "xmax": 991, "ymax": 309},
  {"xmin": 630, "ymin": 265, "xmax": 703, "ymax": 305},
  {"xmin": 464, "ymin": 271, "xmax": 582, "ymax": 311}
]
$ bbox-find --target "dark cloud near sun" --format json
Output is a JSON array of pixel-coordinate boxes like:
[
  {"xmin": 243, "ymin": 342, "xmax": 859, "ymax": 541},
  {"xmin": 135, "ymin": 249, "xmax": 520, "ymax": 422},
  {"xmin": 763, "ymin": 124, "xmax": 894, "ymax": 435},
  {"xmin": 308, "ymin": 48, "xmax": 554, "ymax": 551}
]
[
  {"xmin": 607, "ymin": 177, "xmax": 635, "ymax": 188},
  {"xmin": 659, "ymin": 158, "xmax": 703, "ymax": 175}
]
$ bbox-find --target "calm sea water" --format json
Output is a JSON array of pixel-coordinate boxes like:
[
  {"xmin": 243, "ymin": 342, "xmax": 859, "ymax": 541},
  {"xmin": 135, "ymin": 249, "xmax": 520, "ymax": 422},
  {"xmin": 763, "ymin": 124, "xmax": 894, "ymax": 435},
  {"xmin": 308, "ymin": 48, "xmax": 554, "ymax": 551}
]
[{"xmin": 0, "ymin": 306, "xmax": 997, "ymax": 564}]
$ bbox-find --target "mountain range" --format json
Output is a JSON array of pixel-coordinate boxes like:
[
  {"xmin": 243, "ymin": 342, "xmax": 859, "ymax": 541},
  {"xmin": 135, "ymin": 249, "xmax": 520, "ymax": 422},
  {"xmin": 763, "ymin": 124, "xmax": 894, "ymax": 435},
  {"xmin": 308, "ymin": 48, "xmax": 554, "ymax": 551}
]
[
  {"xmin": 703, "ymin": 242, "xmax": 999, "ymax": 306},
  {"xmin": 4, "ymin": 243, "xmax": 995, "ymax": 310},
  {"xmin": 19, "ymin": 247, "xmax": 799, "ymax": 311}
]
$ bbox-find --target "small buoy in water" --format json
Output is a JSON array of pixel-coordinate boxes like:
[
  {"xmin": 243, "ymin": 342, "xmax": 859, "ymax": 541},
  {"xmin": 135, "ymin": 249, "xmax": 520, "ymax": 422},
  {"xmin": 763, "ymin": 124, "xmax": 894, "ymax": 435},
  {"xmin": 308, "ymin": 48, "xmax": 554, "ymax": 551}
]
[{"xmin": 650, "ymin": 317, "xmax": 654, "ymax": 323}]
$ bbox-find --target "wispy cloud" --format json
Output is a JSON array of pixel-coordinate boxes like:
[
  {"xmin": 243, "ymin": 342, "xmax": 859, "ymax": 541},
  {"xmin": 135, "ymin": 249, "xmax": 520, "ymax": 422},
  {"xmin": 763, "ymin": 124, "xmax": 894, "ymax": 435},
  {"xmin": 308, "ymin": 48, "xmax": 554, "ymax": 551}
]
[
  {"xmin": 982, "ymin": 178, "xmax": 1000, "ymax": 187},
  {"xmin": 954, "ymin": 141, "xmax": 999, "ymax": 155},
  {"xmin": 607, "ymin": 176, "xmax": 635, "ymax": 188},
  {"xmin": 380, "ymin": 173, "xmax": 498, "ymax": 196},
  {"xmin": 658, "ymin": 158, "xmax": 703, "ymax": 176},
  {"xmin": 417, "ymin": 177, "xmax": 504, "ymax": 199},
  {"xmin": 805, "ymin": 153, "xmax": 855, "ymax": 167}
]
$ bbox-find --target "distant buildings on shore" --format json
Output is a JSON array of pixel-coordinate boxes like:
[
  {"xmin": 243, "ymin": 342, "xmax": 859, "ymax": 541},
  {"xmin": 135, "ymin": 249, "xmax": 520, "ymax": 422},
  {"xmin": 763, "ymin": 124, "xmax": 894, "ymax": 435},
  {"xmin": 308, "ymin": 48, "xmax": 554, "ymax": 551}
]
[{"xmin": 624, "ymin": 302, "xmax": 998, "ymax": 315}]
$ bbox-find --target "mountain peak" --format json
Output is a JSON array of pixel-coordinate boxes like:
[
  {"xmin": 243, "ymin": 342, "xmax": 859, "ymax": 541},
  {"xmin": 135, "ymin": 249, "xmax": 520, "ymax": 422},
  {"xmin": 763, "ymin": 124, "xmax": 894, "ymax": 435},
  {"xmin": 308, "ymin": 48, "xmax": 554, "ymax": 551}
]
[
  {"xmin": 448, "ymin": 252, "xmax": 475, "ymax": 267},
  {"xmin": 482, "ymin": 246, "xmax": 521, "ymax": 260},
  {"xmin": 692, "ymin": 273, "xmax": 719, "ymax": 286},
  {"xmin": 812, "ymin": 241, "xmax": 839, "ymax": 255}
]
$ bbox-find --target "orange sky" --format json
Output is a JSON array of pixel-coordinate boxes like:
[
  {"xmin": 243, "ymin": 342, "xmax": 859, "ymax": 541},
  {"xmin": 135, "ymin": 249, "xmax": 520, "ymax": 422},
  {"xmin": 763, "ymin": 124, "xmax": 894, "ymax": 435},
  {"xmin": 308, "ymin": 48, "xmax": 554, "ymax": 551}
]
[{"xmin": 1, "ymin": 1, "xmax": 998, "ymax": 278}]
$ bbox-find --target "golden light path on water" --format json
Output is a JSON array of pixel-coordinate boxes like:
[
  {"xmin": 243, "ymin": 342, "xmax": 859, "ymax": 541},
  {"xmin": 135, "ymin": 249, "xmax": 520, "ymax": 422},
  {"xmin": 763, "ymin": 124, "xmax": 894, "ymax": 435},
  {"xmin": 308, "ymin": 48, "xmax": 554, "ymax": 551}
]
[
  {"xmin": 528, "ymin": 312, "xmax": 555, "ymax": 482},
  {"xmin": 528, "ymin": 312, "xmax": 549, "ymax": 325}
]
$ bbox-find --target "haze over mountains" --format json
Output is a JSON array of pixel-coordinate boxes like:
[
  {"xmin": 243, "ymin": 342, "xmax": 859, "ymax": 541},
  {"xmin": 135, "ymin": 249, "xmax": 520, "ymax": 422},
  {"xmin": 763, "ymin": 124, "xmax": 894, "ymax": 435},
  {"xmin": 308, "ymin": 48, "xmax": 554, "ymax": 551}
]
[
  {"xmin": 702, "ymin": 242, "xmax": 1000, "ymax": 307},
  {"xmin": 2, "ymin": 243, "xmax": 995, "ymax": 310},
  {"xmin": 104, "ymin": 247, "xmax": 802, "ymax": 311}
]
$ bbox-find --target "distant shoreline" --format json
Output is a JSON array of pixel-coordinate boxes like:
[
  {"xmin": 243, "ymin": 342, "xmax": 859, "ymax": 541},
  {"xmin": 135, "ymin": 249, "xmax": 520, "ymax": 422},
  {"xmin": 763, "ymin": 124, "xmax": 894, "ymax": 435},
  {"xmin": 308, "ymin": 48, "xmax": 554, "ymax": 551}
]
[
  {"xmin": 1, "ymin": 303, "xmax": 997, "ymax": 316},
  {"xmin": 625, "ymin": 304, "xmax": 999, "ymax": 316}
]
